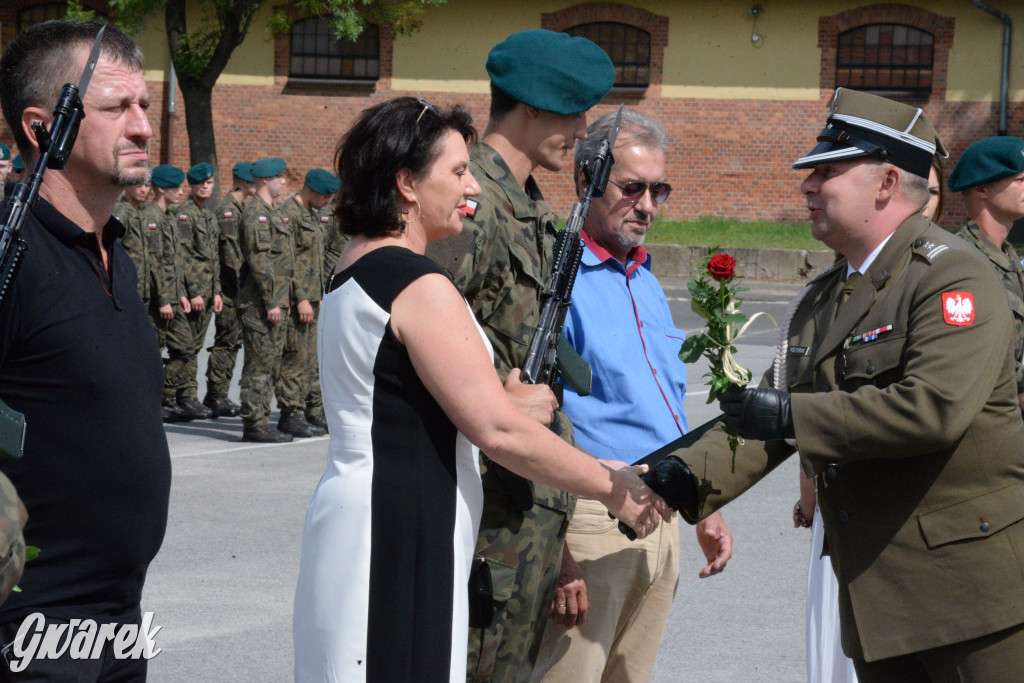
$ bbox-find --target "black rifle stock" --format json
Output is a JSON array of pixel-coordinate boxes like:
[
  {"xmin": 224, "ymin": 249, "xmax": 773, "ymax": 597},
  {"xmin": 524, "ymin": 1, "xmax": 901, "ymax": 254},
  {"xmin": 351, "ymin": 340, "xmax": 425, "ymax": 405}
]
[
  {"xmin": 0, "ymin": 26, "xmax": 105, "ymax": 460},
  {"xmin": 520, "ymin": 105, "xmax": 623, "ymax": 396}
]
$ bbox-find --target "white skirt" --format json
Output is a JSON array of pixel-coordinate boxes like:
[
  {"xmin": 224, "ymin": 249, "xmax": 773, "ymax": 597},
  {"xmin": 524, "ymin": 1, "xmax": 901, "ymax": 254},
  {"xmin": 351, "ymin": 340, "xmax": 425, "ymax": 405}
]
[{"xmin": 805, "ymin": 505, "xmax": 858, "ymax": 683}]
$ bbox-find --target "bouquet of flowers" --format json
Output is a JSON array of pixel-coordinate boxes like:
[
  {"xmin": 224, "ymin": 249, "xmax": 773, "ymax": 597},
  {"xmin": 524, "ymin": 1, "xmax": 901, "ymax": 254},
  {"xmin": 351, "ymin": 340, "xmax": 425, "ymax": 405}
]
[{"xmin": 679, "ymin": 249, "xmax": 771, "ymax": 469}]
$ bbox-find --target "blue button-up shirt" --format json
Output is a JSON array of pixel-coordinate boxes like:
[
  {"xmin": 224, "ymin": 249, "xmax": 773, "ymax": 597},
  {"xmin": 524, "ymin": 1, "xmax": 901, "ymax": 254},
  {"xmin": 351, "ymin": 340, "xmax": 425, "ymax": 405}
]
[{"xmin": 561, "ymin": 232, "xmax": 689, "ymax": 463}]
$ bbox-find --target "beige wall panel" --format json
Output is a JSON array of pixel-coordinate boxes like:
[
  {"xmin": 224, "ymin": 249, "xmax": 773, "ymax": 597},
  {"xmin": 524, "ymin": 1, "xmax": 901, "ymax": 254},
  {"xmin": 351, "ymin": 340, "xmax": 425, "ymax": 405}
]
[{"xmin": 944, "ymin": 0, "xmax": 1024, "ymax": 102}]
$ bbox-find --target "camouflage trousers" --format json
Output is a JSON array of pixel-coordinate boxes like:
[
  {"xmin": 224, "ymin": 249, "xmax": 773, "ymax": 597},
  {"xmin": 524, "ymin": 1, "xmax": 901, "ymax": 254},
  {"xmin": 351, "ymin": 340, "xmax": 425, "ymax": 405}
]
[
  {"xmin": 275, "ymin": 307, "xmax": 312, "ymax": 414},
  {"xmin": 468, "ymin": 484, "xmax": 575, "ymax": 683},
  {"xmin": 206, "ymin": 294, "xmax": 242, "ymax": 396},
  {"xmin": 305, "ymin": 305, "xmax": 323, "ymax": 417},
  {"xmin": 239, "ymin": 304, "xmax": 288, "ymax": 429},
  {"xmin": 164, "ymin": 304, "xmax": 214, "ymax": 399},
  {"xmin": 144, "ymin": 299, "xmax": 166, "ymax": 350}
]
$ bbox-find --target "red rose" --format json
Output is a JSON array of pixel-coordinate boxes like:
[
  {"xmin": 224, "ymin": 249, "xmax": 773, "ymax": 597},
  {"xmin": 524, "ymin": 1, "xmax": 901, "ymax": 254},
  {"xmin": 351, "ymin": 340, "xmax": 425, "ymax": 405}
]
[{"xmin": 707, "ymin": 253, "xmax": 737, "ymax": 281}]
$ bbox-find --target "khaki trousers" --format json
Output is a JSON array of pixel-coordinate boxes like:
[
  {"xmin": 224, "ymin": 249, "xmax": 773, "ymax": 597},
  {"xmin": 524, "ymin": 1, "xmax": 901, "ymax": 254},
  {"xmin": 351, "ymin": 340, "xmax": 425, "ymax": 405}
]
[{"xmin": 531, "ymin": 497, "xmax": 679, "ymax": 683}]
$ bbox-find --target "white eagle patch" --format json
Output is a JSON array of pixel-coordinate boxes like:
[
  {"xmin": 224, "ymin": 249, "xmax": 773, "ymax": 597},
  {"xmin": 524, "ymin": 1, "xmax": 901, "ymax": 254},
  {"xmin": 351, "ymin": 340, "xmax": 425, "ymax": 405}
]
[{"xmin": 942, "ymin": 292, "xmax": 974, "ymax": 326}]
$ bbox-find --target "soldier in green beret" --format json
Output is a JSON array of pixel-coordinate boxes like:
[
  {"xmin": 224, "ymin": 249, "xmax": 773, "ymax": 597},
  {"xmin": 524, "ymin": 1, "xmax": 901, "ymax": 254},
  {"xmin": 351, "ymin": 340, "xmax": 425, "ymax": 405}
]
[
  {"xmin": 9, "ymin": 154, "xmax": 23, "ymax": 183},
  {"xmin": 649, "ymin": 88, "xmax": 1024, "ymax": 677},
  {"xmin": 164, "ymin": 161, "xmax": 222, "ymax": 421},
  {"xmin": 204, "ymin": 162, "xmax": 255, "ymax": 418},
  {"xmin": 0, "ymin": 142, "xmax": 11, "ymax": 187},
  {"xmin": 238, "ymin": 157, "xmax": 296, "ymax": 442},
  {"xmin": 143, "ymin": 164, "xmax": 192, "ymax": 422},
  {"xmin": 277, "ymin": 169, "xmax": 338, "ymax": 436},
  {"xmin": 948, "ymin": 136, "xmax": 1024, "ymax": 411},
  {"xmin": 425, "ymin": 29, "xmax": 615, "ymax": 681}
]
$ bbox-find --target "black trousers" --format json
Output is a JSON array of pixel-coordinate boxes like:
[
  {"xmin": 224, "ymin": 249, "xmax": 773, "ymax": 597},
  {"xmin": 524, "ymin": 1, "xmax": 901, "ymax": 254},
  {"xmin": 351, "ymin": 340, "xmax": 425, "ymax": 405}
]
[{"xmin": 0, "ymin": 616, "xmax": 148, "ymax": 683}]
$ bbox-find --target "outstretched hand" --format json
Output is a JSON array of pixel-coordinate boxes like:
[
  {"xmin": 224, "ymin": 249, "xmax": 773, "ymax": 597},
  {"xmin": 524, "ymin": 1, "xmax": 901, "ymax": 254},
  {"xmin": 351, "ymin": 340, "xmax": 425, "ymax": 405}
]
[
  {"xmin": 604, "ymin": 464, "xmax": 671, "ymax": 541},
  {"xmin": 617, "ymin": 457, "xmax": 697, "ymax": 540}
]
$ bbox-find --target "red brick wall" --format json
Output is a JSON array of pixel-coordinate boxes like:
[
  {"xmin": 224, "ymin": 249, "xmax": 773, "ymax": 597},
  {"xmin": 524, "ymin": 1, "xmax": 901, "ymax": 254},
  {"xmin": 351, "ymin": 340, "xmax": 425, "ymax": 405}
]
[{"xmin": 0, "ymin": 1, "xmax": 1016, "ymax": 227}]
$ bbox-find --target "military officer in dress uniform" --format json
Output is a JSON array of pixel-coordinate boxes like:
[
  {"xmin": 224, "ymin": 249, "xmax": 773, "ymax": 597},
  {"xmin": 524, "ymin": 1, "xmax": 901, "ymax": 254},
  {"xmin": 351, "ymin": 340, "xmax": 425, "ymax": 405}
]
[
  {"xmin": 238, "ymin": 157, "xmax": 294, "ymax": 443},
  {"xmin": 425, "ymin": 29, "xmax": 614, "ymax": 682},
  {"xmin": 277, "ymin": 168, "xmax": 337, "ymax": 436},
  {"xmin": 203, "ymin": 162, "xmax": 254, "ymax": 418},
  {"xmin": 947, "ymin": 136, "xmax": 1024, "ymax": 412},
  {"xmin": 647, "ymin": 88, "xmax": 1024, "ymax": 680}
]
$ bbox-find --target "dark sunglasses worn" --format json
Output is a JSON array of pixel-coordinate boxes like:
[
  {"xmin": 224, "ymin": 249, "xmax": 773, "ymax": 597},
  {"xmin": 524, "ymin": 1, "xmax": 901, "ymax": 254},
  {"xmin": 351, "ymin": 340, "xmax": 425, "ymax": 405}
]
[{"xmin": 608, "ymin": 179, "xmax": 672, "ymax": 204}]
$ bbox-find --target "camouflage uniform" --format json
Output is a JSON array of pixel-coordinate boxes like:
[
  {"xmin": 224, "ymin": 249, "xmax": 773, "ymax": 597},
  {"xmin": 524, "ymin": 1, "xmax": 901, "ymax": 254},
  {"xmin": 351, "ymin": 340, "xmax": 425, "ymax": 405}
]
[
  {"xmin": 116, "ymin": 200, "xmax": 166, "ymax": 346},
  {"xmin": 954, "ymin": 219, "xmax": 1024, "ymax": 394},
  {"xmin": 206, "ymin": 193, "xmax": 246, "ymax": 396},
  {"xmin": 279, "ymin": 197, "xmax": 327, "ymax": 419},
  {"xmin": 427, "ymin": 142, "xmax": 577, "ymax": 683},
  {"xmin": 0, "ymin": 471, "xmax": 25, "ymax": 606},
  {"xmin": 138, "ymin": 202, "xmax": 181, "ymax": 350},
  {"xmin": 164, "ymin": 197, "xmax": 219, "ymax": 401},
  {"xmin": 238, "ymin": 194, "xmax": 294, "ymax": 429},
  {"xmin": 319, "ymin": 206, "xmax": 349, "ymax": 285}
]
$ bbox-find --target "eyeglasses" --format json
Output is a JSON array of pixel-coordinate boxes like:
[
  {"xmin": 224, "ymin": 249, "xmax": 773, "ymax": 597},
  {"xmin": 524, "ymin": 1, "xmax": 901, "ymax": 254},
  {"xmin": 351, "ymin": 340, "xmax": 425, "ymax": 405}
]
[
  {"xmin": 608, "ymin": 179, "xmax": 672, "ymax": 204},
  {"xmin": 416, "ymin": 98, "xmax": 440, "ymax": 124}
]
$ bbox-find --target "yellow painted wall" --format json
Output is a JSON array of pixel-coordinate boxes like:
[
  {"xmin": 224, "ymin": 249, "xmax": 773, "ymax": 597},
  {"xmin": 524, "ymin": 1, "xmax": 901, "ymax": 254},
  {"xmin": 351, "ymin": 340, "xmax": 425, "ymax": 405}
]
[{"xmin": 132, "ymin": 0, "xmax": 1024, "ymax": 101}]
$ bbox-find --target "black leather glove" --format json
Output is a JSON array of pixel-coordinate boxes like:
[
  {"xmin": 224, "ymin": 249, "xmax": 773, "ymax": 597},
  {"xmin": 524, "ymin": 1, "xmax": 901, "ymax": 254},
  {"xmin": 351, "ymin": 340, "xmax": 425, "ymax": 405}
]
[
  {"xmin": 719, "ymin": 388, "xmax": 795, "ymax": 441},
  {"xmin": 617, "ymin": 457, "xmax": 698, "ymax": 541}
]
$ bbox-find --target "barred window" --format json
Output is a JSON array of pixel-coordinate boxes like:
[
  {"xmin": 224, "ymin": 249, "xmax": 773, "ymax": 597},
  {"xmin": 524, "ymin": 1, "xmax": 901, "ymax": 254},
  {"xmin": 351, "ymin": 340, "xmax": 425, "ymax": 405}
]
[
  {"xmin": 289, "ymin": 17, "xmax": 379, "ymax": 82},
  {"xmin": 567, "ymin": 22, "xmax": 650, "ymax": 89},
  {"xmin": 837, "ymin": 24, "xmax": 934, "ymax": 97}
]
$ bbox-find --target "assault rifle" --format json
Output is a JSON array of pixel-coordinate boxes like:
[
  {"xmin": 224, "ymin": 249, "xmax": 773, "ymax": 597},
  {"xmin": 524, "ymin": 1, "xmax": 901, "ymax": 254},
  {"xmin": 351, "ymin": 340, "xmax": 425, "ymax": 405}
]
[
  {"xmin": 0, "ymin": 26, "xmax": 107, "ymax": 460},
  {"xmin": 521, "ymin": 105, "xmax": 623, "ymax": 397}
]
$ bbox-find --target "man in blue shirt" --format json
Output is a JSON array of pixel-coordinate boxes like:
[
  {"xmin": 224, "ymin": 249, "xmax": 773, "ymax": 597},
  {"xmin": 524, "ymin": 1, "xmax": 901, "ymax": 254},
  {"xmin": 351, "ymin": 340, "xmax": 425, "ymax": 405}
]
[{"xmin": 531, "ymin": 110, "xmax": 733, "ymax": 683}]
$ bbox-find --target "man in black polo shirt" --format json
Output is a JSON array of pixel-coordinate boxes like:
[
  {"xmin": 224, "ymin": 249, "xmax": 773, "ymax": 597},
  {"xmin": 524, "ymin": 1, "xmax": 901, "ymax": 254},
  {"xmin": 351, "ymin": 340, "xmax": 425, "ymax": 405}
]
[{"xmin": 0, "ymin": 20, "xmax": 171, "ymax": 680}]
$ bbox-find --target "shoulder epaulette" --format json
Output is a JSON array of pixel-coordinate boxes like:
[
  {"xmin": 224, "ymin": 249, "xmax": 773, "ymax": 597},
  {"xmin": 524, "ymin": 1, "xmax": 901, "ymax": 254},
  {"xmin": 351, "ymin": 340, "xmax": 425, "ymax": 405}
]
[{"xmin": 911, "ymin": 238, "xmax": 950, "ymax": 263}]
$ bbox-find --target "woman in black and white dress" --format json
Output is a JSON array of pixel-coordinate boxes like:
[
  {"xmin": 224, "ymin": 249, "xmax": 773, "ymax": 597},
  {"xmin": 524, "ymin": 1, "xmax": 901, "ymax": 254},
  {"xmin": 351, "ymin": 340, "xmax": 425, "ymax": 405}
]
[{"xmin": 292, "ymin": 98, "xmax": 669, "ymax": 683}]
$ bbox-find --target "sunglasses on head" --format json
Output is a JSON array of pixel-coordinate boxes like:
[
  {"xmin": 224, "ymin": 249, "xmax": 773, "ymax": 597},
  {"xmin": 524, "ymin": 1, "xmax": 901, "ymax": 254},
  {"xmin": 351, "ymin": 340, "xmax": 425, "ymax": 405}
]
[
  {"xmin": 608, "ymin": 179, "xmax": 672, "ymax": 204},
  {"xmin": 416, "ymin": 98, "xmax": 440, "ymax": 124}
]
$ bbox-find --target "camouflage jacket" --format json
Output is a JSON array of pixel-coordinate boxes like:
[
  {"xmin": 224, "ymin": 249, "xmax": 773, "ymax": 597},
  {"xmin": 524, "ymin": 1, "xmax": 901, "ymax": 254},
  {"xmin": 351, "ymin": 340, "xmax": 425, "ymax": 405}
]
[
  {"xmin": 955, "ymin": 219, "xmax": 1024, "ymax": 393},
  {"xmin": 174, "ymin": 197, "xmax": 219, "ymax": 301},
  {"xmin": 113, "ymin": 199, "xmax": 153, "ymax": 302},
  {"xmin": 427, "ymin": 141, "xmax": 576, "ymax": 511},
  {"xmin": 216, "ymin": 193, "xmax": 245, "ymax": 298},
  {"xmin": 317, "ymin": 205, "xmax": 348, "ymax": 288},
  {"xmin": 139, "ymin": 202, "xmax": 182, "ymax": 306},
  {"xmin": 239, "ymin": 194, "xmax": 294, "ymax": 311},
  {"xmin": 279, "ymin": 197, "xmax": 325, "ymax": 304}
]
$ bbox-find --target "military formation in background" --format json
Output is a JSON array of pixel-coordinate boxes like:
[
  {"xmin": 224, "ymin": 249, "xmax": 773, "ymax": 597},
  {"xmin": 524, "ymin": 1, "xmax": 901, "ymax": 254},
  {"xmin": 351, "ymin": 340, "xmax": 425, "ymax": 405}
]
[{"xmin": 112, "ymin": 158, "xmax": 346, "ymax": 442}]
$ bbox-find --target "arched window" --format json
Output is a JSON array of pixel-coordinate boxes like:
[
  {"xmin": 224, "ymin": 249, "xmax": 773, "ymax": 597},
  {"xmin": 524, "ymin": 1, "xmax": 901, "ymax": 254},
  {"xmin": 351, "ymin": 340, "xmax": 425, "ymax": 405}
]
[
  {"xmin": 837, "ymin": 24, "xmax": 934, "ymax": 97},
  {"xmin": 567, "ymin": 22, "xmax": 650, "ymax": 89},
  {"xmin": 289, "ymin": 17, "xmax": 379, "ymax": 82}
]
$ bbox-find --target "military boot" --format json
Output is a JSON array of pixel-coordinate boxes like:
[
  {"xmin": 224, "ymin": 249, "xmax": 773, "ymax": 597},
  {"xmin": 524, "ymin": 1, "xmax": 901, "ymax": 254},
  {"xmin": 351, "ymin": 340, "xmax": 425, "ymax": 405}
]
[
  {"xmin": 241, "ymin": 425, "xmax": 294, "ymax": 443},
  {"xmin": 306, "ymin": 412, "xmax": 328, "ymax": 432},
  {"xmin": 177, "ymin": 395, "xmax": 214, "ymax": 421},
  {"xmin": 161, "ymin": 395, "xmax": 181, "ymax": 424},
  {"xmin": 203, "ymin": 393, "xmax": 240, "ymax": 418},
  {"xmin": 278, "ymin": 410, "xmax": 320, "ymax": 438}
]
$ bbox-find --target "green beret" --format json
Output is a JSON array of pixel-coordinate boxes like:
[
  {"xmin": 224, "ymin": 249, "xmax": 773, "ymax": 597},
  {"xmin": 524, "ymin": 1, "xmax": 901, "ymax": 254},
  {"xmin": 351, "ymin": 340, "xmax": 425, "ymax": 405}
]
[
  {"xmin": 305, "ymin": 168, "xmax": 339, "ymax": 196},
  {"xmin": 186, "ymin": 161, "xmax": 214, "ymax": 184},
  {"xmin": 12, "ymin": 155, "xmax": 23, "ymax": 171},
  {"xmin": 232, "ymin": 162, "xmax": 255, "ymax": 183},
  {"xmin": 150, "ymin": 164, "xmax": 185, "ymax": 188},
  {"xmin": 948, "ymin": 136, "xmax": 1024, "ymax": 193},
  {"xmin": 486, "ymin": 30, "xmax": 614, "ymax": 115},
  {"xmin": 0, "ymin": 144, "xmax": 9, "ymax": 161},
  {"xmin": 252, "ymin": 157, "xmax": 286, "ymax": 178}
]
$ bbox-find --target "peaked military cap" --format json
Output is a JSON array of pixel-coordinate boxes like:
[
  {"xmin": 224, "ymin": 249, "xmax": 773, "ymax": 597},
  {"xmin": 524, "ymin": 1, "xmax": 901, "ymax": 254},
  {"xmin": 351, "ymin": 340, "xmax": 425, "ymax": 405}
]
[
  {"xmin": 151, "ymin": 164, "xmax": 185, "ymax": 188},
  {"xmin": 947, "ymin": 136, "xmax": 1024, "ymax": 193},
  {"xmin": 11, "ymin": 155, "xmax": 23, "ymax": 171},
  {"xmin": 305, "ymin": 168, "xmax": 339, "ymax": 196},
  {"xmin": 0, "ymin": 143, "xmax": 9, "ymax": 161},
  {"xmin": 232, "ymin": 162, "xmax": 255, "ymax": 183},
  {"xmin": 793, "ymin": 87, "xmax": 946, "ymax": 178},
  {"xmin": 486, "ymin": 30, "xmax": 614, "ymax": 116},
  {"xmin": 186, "ymin": 161, "xmax": 214, "ymax": 184},
  {"xmin": 252, "ymin": 157, "xmax": 286, "ymax": 178}
]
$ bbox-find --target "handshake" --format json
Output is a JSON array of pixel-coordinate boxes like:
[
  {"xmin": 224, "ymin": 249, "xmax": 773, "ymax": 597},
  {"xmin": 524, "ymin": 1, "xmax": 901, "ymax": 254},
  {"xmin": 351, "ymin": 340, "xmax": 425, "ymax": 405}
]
[
  {"xmin": 616, "ymin": 386, "xmax": 796, "ymax": 540},
  {"xmin": 617, "ymin": 457, "xmax": 697, "ymax": 540}
]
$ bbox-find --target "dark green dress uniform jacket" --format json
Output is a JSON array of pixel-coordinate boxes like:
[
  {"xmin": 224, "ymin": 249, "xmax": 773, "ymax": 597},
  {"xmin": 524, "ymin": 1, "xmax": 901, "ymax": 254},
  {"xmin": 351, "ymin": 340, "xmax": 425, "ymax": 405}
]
[{"xmin": 674, "ymin": 214, "xmax": 1024, "ymax": 662}]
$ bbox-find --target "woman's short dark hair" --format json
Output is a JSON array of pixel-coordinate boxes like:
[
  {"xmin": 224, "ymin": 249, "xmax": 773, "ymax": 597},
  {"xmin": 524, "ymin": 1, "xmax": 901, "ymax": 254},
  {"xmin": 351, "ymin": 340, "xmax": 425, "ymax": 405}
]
[{"xmin": 335, "ymin": 97, "xmax": 477, "ymax": 237}]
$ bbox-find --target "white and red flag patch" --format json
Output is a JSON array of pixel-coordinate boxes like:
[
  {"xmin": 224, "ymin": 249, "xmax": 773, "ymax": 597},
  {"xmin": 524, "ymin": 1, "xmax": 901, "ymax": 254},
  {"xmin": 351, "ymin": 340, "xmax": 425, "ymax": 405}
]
[
  {"xmin": 463, "ymin": 199, "xmax": 478, "ymax": 218},
  {"xmin": 223, "ymin": 211, "xmax": 233, "ymax": 219},
  {"xmin": 258, "ymin": 216, "xmax": 267, "ymax": 223},
  {"xmin": 942, "ymin": 292, "xmax": 974, "ymax": 326}
]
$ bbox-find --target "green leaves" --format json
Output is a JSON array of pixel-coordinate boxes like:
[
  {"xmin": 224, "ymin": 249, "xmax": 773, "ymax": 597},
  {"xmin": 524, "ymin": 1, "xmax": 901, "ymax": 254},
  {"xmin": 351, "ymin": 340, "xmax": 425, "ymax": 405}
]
[
  {"xmin": 678, "ymin": 336, "xmax": 708, "ymax": 364},
  {"xmin": 24, "ymin": 546, "xmax": 39, "ymax": 562}
]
